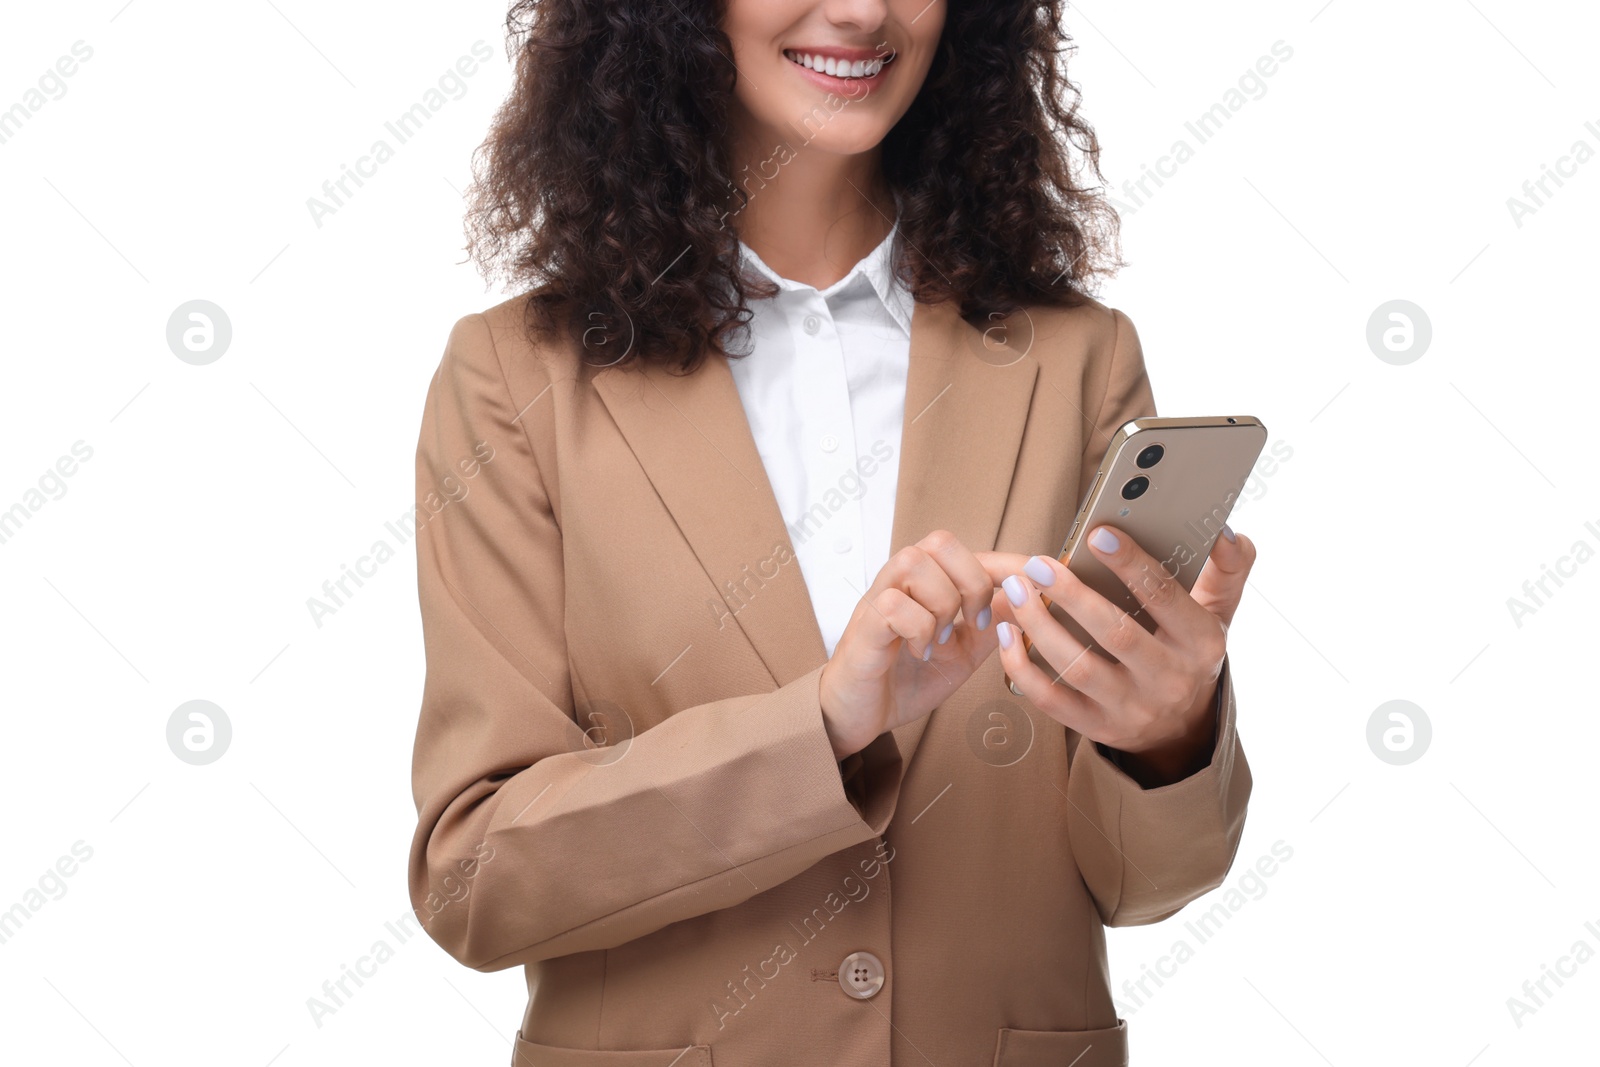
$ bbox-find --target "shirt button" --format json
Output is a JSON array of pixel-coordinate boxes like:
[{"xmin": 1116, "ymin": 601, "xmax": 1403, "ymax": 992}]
[
  {"xmin": 833, "ymin": 534, "xmax": 852, "ymax": 553},
  {"xmin": 838, "ymin": 951, "xmax": 885, "ymax": 1000},
  {"xmin": 820, "ymin": 433, "xmax": 839, "ymax": 453},
  {"xmin": 803, "ymin": 314, "xmax": 821, "ymax": 335}
]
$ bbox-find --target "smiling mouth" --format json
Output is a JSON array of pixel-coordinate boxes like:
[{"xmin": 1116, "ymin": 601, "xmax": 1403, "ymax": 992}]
[{"xmin": 782, "ymin": 49, "xmax": 897, "ymax": 80}]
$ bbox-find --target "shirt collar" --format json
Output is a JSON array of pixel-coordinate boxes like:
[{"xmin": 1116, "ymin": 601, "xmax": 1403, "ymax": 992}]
[{"xmin": 736, "ymin": 221, "xmax": 914, "ymax": 338}]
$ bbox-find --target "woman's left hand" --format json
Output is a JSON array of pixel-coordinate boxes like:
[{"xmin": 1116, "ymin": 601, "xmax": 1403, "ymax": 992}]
[{"xmin": 981, "ymin": 524, "xmax": 1256, "ymax": 786}]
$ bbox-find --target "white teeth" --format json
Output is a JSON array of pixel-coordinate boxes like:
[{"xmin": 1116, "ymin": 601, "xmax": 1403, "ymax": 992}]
[{"xmin": 784, "ymin": 50, "xmax": 887, "ymax": 79}]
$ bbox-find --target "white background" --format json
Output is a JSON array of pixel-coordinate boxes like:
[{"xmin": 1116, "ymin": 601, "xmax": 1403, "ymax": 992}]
[{"xmin": 1, "ymin": 1, "xmax": 1596, "ymax": 1064}]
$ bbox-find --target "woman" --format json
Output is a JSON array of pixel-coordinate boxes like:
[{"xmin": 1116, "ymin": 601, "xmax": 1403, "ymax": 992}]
[{"xmin": 407, "ymin": 0, "xmax": 1257, "ymax": 1063}]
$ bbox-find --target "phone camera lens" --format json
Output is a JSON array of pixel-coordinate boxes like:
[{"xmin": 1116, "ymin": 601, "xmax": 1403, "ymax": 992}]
[
  {"xmin": 1135, "ymin": 444, "xmax": 1164, "ymax": 469},
  {"xmin": 1122, "ymin": 476, "xmax": 1150, "ymax": 500}
]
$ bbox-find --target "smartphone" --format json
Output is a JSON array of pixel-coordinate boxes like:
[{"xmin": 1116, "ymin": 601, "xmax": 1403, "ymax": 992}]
[{"xmin": 1004, "ymin": 415, "xmax": 1268, "ymax": 697}]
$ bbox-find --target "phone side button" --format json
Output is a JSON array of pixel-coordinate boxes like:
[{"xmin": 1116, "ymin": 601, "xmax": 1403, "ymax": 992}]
[{"xmin": 1067, "ymin": 520, "xmax": 1080, "ymax": 544}]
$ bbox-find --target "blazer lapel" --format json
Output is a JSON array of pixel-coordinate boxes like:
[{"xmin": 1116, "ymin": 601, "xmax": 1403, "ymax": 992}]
[
  {"xmin": 882, "ymin": 300, "xmax": 1040, "ymax": 768},
  {"xmin": 593, "ymin": 298, "xmax": 1040, "ymax": 776}
]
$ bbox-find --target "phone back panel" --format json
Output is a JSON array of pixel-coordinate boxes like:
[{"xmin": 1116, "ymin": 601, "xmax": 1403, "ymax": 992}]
[{"xmin": 1022, "ymin": 416, "xmax": 1267, "ymax": 682}]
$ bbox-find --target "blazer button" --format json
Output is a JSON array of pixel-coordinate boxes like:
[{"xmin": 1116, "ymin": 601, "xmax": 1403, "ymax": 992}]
[{"xmin": 838, "ymin": 951, "xmax": 885, "ymax": 999}]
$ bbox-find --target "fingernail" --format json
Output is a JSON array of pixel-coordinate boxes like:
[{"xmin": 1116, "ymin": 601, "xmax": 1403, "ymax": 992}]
[
  {"xmin": 997, "ymin": 620, "xmax": 1014, "ymax": 650},
  {"xmin": 923, "ymin": 641, "xmax": 934, "ymax": 660},
  {"xmin": 1089, "ymin": 526, "xmax": 1119, "ymax": 552},
  {"xmin": 937, "ymin": 622, "xmax": 954, "ymax": 645},
  {"xmin": 1002, "ymin": 574, "xmax": 1028, "ymax": 607},
  {"xmin": 1222, "ymin": 523, "xmax": 1236, "ymax": 543},
  {"xmin": 976, "ymin": 606, "xmax": 992, "ymax": 631},
  {"xmin": 1023, "ymin": 555, "xmax": 1055, "ymax": 586}
]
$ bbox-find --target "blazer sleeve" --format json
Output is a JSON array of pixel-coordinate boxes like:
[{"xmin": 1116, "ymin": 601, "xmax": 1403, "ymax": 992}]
[
  {"xmin": 407, "ymin": 313, "xmax": 906, "ymax": 972},
  {"xmin": 1063, "ymin": 308, "xmax": 1253, "ymax": 927}
]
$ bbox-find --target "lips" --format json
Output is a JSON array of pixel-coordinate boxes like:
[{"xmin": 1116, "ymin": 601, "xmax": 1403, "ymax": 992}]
[
  {"xmin": 781, "ymin": 47, "xmax": 898, "ymax": 93},
  {"xmin": 783, "ymin": 49, "xmax": 894, "ymax": 80}
]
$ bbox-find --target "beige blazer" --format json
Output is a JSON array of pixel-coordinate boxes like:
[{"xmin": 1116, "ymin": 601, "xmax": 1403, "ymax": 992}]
[{"xmin": 407, "ymin": 292, "xmax": 1251, "ymax": 1067}]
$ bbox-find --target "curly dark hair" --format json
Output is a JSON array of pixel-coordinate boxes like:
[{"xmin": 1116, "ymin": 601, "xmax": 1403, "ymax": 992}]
[{"xmin": 464, "ymin": 0, "xmax": 1122, "ymax": 373}]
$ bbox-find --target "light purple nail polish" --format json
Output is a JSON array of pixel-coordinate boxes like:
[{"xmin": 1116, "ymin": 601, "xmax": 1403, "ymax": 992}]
[
  {"xmin": 1089, "ymin": 526, "xmax": 1119, "ymax": 553},
  {"xmin": 997, "ymin": 621, "xmax": 1014, "ymax": 650},
  {"xmin": 1023, "ymin": 555, "xmax": 1055, "ymax": 586},
  {"xmin": 1002, "ymin": 574, "xmax": 1027, "ymax": 607},
  {"xmin": 938, "ymin": 622, "xmax": 954, "ymax": 644},
  {"xmin": 976, "ymin": 606, "xmax": 992, "ymax": 631},
  {"xmin": 923, "ymin": 641, "xmax": 933, "ymax": 660},
  {"xmin": 1222, "ymin": 523, "xmax": 1236, "ymax": 542}
]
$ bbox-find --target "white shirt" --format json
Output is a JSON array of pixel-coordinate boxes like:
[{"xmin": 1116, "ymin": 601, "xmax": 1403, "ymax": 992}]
[{"xmin": 728, "ymin": 224, "xmax": 914, "ymax": 657}]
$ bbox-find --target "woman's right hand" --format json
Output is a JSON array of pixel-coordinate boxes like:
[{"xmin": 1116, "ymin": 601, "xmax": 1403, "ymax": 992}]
[{"xmin": 818, "ymin": 530, "xmax": 1009, "ymax": 759}]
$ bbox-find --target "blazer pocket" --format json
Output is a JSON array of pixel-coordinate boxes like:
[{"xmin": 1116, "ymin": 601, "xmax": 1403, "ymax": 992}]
[
  {"xmin": 992, "ymin": 1019, "xmax": 1128, "ymax": 1067},
  {"xmin": 511, "ymin": 1031, "xmax": 713, "ymax": 1067}
]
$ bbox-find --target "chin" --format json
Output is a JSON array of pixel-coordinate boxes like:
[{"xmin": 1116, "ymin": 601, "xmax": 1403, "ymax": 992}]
[
  {"xmin": 789, "ymin": 121, "xmax": 893, "ymax": 157},
  {"xmin": 747, "ymin": 91, "xmax": 897, "ymax": 157}
]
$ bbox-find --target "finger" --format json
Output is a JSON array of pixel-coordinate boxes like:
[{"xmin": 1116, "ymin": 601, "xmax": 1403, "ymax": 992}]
[
  {"xmin": 870, "ymin": 542, "xmax": 964, "ymax": 644},
  {"xmin": 1190, "ymin": 525, "xmax": 1256, "ymax": 629},
  {"xmin": 976, "ymin": 549, "xmax": 1161, "ymax": 676},
  {"xmin": 1011, "ymin": 551, "xmax": 1173, "ymax": 684},
  {"xmin": 998, "ymin": 563, "xmax": 1133, "ymax": 709},
  {"xmin": 914, "ymin": 529, "xmax": 999, "ymax": 635},
  {"xmin": 1081, "ymin": 524, "xmax": 1216, "ymax": 649},
  {"xmin": 974, "ymin": 549, "xmax": 1040, "ymax": 588},
  {"xmin": 856, "ymin": 586, "xmax": 940, "ymax": 660},
  {"xmin": 994, "ymin": 619, "xmax": 1106, "ymax": 737}
]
